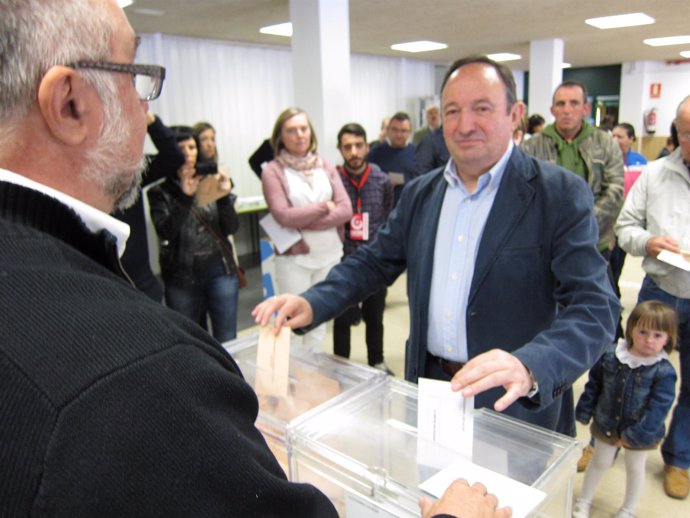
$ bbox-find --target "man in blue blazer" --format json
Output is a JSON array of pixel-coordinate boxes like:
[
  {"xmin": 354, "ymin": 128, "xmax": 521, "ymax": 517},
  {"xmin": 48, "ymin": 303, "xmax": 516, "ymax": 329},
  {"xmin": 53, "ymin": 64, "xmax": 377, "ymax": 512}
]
[{"xmin": 254, "ymin": 56, "xmax": 619, "ymax": 436}]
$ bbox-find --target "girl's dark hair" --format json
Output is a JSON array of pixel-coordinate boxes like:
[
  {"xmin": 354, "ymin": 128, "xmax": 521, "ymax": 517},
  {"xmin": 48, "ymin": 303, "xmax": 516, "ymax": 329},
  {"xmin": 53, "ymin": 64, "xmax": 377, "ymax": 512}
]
[
  {"xmin": 625, "ymin": 300, "xmax": 678, "ymax": 353},
  {"xmin": 170, "ymin": 125, "xmax": 196, "ymax": 143},
  {"xmin": 169, "ymin": 126, "xmax": 199, "ymax": 168},
  {"xmin": 615, "ymin": 122, "xmax": 636, "ymax": 140},
  {"xmin": 527, "ymin": 114, "xmax": 545, "ymax": 134}
]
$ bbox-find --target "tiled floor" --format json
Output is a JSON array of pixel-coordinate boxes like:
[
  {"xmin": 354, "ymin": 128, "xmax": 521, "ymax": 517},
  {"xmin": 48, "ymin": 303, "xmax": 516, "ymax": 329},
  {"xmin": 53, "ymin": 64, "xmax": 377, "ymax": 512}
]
[{"xmin": 239, "ymin": 255, "xmax": 688, "ymax": 517}]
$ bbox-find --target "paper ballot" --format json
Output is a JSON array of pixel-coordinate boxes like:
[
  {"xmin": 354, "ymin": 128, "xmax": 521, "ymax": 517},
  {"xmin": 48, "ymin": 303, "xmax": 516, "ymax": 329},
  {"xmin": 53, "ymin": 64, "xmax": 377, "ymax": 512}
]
[
  {"xmin": 416, "ymin": 379, "xmax": 545, "ymax": 518},
  {"xmin": 417, "ymin": 377, "xmax": 474, "ymax": 457},
  {"xmin": 657, "ymin": 250, "xmax": 690, "ymax": 272},
  {"xmin": 255, "ymin": 327, "xmax": 291, "ymax": 397},
  {"xmin": 259, "ymin": 213, "xmax": 301, "ymax": 254}
]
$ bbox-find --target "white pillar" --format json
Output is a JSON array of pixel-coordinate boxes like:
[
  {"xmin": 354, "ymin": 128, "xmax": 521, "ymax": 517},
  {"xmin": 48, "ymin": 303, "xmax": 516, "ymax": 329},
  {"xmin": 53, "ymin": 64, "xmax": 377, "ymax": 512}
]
[
  {"xmin": 290, "ymin": 0, "xmax": 350, "ymax": 164},
  {"xmin": 513, "ymin": 70, "xmax": 526, "ymax": 102},
  {"xmin": 619, "ymin": 61, "xmax": 650, "ymax": 138},
  {"xmin": 528, "ymin": 39, "xmax": 564, "ymax": 120}
]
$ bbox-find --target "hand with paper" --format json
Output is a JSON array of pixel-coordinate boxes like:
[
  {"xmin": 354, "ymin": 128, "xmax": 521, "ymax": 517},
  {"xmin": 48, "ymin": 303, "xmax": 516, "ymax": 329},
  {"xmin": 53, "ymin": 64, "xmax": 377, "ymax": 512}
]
[
  {"xmin": 252, "ymin": 294, "xmax": 314, "ymax": 334},
  {"xmin": 450, "ymin": 349, "xmax": 533, "ymax": 412},
  {"xmin": 645, "ymin": 235, "xmax": 681, "ymax": 258},
  {"xmin": 419, "ymin": 479, "xmax": 512, "ymax": 518}
]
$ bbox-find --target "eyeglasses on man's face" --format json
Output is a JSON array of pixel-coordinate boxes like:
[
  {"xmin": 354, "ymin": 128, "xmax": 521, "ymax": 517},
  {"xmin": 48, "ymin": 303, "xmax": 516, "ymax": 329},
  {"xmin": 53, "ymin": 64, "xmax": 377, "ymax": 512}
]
[{"xmin": 66, "ymin": 61, "xmax": 166, "ymax": 101}]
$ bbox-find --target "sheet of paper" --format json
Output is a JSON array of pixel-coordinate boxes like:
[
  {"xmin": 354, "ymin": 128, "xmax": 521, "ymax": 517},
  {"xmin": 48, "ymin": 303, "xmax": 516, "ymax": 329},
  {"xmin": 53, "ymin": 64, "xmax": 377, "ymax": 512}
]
[
  {"xmin": 259, "ymin": 213, "xmax": 301, "ymax": 254},
  {"xmin": 255, "ymin": 327, "xmax": 291, "ymax": 397},
  {"xmin": 417, "ymin": 377, "xmax": 473, "ymax": 457},
  {"xmin": 419, "ymin": 457, "xmax": 546, "ymax": 518},
  {"xmin": 657, "ymin": 250, "xmax": 690, "ymax": 272}
]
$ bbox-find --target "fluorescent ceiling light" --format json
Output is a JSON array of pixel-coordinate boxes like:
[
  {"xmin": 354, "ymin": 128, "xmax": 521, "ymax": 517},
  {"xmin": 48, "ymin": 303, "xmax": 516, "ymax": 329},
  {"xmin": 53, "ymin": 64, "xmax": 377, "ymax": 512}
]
[
  {"xmin": 260, "ymin": 22, "xmax": 293, "ymax": 37},
  {"xmin": 644, "ymin": 35, "xmax": 690, "ymax": 47},
  {"xmin": 390, "ymin": 41, "xmax": 448, "ymax": 53},
  {"xmin": 487, "ymin": 53, "xmax": 521, "ymax": 62},
  {"xmin": 585, "ymin": 12, "xmax": 654, "ymax": 30},
  {"xmin": 681, "ymin": 51, "xmax": 690, "ymax": 58},
  {"xmin": 118, "ymin": 0, "xmax": 133, "ymax": 7},
  {"xmin": 562, "ymin": 62, "xmax": 572, "ymax": 69}
]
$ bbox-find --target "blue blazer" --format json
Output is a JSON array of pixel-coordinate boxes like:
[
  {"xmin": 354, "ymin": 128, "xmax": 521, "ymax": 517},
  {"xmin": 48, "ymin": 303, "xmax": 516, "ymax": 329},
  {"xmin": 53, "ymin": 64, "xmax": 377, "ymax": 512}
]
[{"xmin": 304, "ymin": 147, "xmax": 620, "ymax": 434}]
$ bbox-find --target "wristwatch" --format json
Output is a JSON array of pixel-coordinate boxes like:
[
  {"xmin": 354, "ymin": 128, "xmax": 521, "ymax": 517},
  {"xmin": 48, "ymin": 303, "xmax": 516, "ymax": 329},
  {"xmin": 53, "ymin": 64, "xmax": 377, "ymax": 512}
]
[{"xmin": 526, "ymin": 369, "xmax": 539, "ymax": 398}]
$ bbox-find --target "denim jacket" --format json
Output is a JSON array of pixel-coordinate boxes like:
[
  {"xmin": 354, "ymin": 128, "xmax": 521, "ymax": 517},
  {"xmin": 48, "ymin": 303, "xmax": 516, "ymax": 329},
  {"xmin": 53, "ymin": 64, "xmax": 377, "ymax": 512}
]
[{"xmin": 575, "ymin": 340, "xmax": 676, "ymax": 448}]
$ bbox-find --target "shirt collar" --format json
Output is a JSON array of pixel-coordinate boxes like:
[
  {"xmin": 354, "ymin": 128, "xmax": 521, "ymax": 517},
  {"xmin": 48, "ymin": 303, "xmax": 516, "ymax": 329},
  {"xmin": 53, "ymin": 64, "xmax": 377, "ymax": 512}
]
[
  {"xmin": 615, "ymin": 338, "xmax": 668, "ymax": 368},
  {"xmin": 0, "ymin": 168, "xmax": 130, "ymax": 257},
  {"xmin": 443, "ymin": 140, "xmax": 514, "ymax": 192}
]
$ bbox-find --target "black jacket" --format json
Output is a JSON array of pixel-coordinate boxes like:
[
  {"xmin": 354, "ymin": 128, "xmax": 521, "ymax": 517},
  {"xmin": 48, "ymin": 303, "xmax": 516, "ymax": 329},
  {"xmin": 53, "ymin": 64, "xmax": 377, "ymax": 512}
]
[
  {"xmin": 113, "ymin": 116, "xmax": 185, "ymax": 299},
  {"xmin": 147, "ymin": 176, "xmax": 239, "ymax": 287}
]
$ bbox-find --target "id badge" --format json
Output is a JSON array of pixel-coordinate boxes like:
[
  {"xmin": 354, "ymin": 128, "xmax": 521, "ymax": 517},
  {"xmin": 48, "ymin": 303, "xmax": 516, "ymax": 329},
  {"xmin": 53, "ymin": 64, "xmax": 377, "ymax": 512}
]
[{"xmin": 349, "ymin": 212, "xmax": 369, "ymax": 241}]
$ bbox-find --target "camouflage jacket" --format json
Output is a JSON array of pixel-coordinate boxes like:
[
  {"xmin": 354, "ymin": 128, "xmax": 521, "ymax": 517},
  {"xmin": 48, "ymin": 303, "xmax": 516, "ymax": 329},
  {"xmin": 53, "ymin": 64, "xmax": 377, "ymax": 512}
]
[{"xmin": 522, "ymin": 125, "xmax": 624, "ymax": 248}]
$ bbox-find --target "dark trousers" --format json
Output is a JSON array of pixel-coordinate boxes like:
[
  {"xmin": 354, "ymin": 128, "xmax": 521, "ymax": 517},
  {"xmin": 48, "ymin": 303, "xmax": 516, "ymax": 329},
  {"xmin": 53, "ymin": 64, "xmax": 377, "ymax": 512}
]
[
  {"xmin": 333, "ymin": 288, "xmax": 387, "ymax": 365},
  {"xmin": 600, "ymin": 247, "xmax": 624, "ymax": 339}
]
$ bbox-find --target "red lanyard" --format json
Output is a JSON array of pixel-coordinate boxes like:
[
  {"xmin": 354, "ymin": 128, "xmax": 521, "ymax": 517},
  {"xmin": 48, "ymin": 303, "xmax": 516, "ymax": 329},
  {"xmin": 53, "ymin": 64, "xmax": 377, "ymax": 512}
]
[{"xmin": 339, "ymin": 164, "xmax": 371, "ymax": 212}]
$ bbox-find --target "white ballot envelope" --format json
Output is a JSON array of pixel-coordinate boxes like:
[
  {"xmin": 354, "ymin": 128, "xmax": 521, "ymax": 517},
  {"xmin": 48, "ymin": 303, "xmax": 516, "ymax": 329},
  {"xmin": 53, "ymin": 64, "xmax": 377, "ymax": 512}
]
[
  {"xmin": 259, "ymin": 213, "xmax": 301, "ymax": 254},
  {"xmin": 657, "ymin": 250, "xmax": 690, "ymax": 272},
  {"xmin": 417, "ymin": 378, "xmax": 474, "ymax": 466}
]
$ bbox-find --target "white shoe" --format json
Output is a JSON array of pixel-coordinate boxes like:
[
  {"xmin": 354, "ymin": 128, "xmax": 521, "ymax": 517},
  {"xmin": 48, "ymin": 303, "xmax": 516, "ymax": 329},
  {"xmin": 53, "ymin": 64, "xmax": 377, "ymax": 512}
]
[
  {"xmin": 613, "ymin": 508, "xmax": 635, "ymax": 518},
  {"xmin": 572, "ymin": 498, "xmax": 591, "ymax": 518},
  {"xmin": 372, "ymin": 362, "xmax": 395, "ymax": 376}
]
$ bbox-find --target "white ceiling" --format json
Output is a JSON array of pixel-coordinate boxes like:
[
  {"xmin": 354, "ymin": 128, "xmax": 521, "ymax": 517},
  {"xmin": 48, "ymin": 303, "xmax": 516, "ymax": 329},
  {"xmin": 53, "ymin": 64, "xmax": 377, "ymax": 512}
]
[{"xmin": 125, "ymin": 0, "xmax": 690, "ymax": 70}]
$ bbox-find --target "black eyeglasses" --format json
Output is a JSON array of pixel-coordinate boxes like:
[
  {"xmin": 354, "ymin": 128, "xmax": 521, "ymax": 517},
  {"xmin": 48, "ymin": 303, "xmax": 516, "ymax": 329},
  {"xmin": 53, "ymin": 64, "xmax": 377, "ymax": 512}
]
[{"xmin": 66, "ymin": 61, "xmax": 166, "ymax": 101}]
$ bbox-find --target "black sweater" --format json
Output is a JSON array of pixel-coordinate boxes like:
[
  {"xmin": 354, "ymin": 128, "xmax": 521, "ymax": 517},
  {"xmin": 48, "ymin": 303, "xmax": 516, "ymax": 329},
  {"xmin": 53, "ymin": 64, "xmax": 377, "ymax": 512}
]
[{"xmin": 0, "ymin": 181, "xmax": 337, "ymax": 517}]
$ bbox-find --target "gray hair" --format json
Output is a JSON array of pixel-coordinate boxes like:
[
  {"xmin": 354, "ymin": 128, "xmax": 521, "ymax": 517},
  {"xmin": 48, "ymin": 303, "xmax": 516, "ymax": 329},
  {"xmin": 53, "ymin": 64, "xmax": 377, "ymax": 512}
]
[
  {"xmin": 441, "ymin": 55, "xmax": 517, "ymax": 113},
  {"xmin": 0, "ymin": 0, "xmax": 113, "ymax": 124},
  {"xmin": 0, "ymin": 0, "xmax": 146, "ymax": 210}
]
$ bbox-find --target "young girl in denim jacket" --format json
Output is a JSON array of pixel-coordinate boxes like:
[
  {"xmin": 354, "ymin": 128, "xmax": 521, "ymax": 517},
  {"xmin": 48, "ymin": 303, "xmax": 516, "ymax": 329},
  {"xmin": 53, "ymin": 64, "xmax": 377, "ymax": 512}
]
[{"xmin": 573, "ymin": 300, "xmax": 678, "ymax": 518}]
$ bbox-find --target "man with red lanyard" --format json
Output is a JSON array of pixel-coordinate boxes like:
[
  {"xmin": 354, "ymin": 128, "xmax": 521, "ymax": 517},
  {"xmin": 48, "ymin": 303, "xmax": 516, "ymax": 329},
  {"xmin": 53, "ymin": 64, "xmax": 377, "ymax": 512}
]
[{"xmin": 334, "ymin": 123, "xmax": 395, "ymax": 375}]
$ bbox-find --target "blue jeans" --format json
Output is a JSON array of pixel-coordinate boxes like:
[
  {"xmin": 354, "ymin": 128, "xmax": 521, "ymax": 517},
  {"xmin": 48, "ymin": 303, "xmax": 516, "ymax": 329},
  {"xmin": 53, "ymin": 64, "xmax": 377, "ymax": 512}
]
[
  {"xmin": 638, "ymin": 275, "xmax": 690, "ymax": 469},
  {"xmin": 165, "ymin": 260, "xmax": 239, "ymax": 343}
]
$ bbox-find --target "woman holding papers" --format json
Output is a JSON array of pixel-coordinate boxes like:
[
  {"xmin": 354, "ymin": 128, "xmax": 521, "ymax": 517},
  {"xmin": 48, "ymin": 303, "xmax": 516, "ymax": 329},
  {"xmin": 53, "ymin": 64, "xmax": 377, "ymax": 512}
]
[
  {"xmin": 261, "ymin": 107, "xmax": 352, "ymax": 352},
  {"xmin": 148, "ymin": 126, "xmax": 240, "ymax": 342}
]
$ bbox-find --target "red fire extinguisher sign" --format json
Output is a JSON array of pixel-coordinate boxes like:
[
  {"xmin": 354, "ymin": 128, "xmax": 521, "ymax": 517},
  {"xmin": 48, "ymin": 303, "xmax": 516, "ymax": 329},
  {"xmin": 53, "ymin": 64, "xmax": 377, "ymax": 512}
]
[{"xmin": 650, "ymin": 83, "xmax": 662, "ymax": 99}]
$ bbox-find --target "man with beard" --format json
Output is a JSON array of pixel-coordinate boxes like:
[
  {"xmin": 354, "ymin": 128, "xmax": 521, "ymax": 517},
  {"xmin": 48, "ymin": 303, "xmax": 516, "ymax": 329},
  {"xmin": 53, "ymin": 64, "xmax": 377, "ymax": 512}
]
[
  {"xmin": 0, "ymin": 2, "xmax": 509, "ymax": 517},
  {"xmin": 333, "ymin": 123, "xmax": 395, "ymax": 374}
]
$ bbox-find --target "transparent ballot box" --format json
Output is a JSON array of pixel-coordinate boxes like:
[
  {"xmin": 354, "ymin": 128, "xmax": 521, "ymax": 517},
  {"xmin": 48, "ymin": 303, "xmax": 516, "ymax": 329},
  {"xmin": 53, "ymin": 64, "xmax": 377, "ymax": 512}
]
[
  {"xmin": 223, "ymin": 335, "xmax": 386, "ymax": 473},
  {"xmin": 289, "ymin": 377, "xmax": 579, "ymax": 518}
]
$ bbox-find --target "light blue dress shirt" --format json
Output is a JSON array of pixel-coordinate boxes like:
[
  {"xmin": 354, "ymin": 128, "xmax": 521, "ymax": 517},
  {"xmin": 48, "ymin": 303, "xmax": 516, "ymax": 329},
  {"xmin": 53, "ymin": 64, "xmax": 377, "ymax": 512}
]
[{"xmin": 427, "ymin": 142, "xmax": 514, "ymax": 362}]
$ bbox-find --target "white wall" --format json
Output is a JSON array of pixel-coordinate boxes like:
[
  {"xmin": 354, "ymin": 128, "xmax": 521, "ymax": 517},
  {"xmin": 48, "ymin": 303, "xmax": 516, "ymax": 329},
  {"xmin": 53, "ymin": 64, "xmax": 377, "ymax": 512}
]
[
  {"xmin": 136, "ymin": 34, "xmax": 436, "ymax": 197},
  {"xmin": 620, "ymin": 60, "xmax": 690, "ymax": 137}
]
